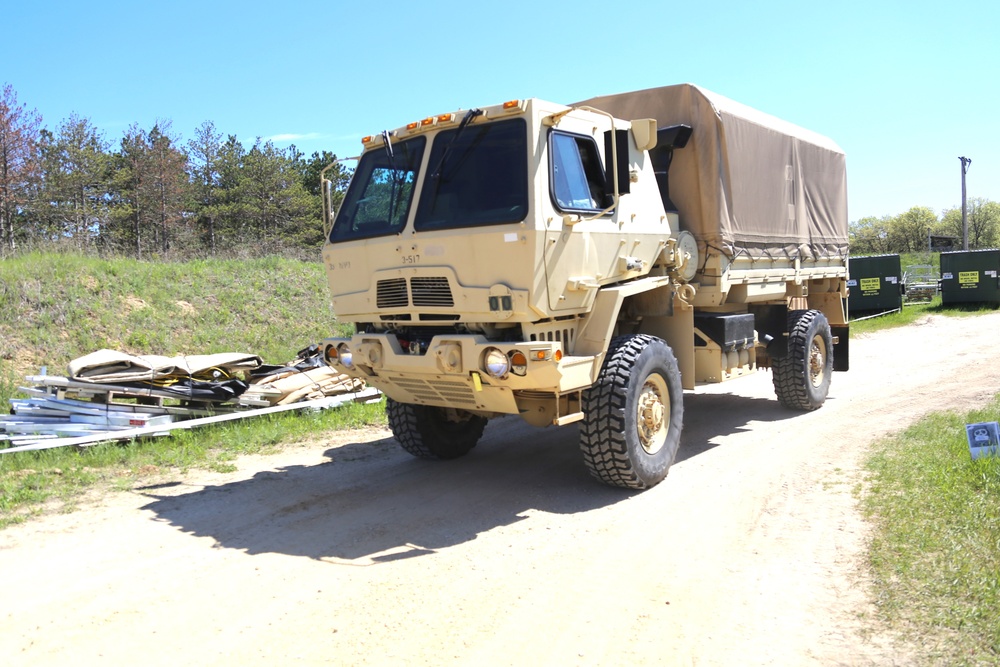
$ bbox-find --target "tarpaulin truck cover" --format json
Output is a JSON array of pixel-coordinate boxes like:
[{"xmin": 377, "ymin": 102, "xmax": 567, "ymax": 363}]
[{"xmin": 576, "ymin": 84, "xmax": 849, "ymax": 261}]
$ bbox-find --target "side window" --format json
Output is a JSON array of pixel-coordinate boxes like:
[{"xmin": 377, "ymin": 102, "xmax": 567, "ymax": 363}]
[{"xmin": 550, "ymin": 132, "xmax": 608, "ymax": 213}]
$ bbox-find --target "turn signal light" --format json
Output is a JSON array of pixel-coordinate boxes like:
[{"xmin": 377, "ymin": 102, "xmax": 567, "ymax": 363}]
[
  {"xmin": 323, "ymin": 345, "xmax": 338, "ymax": 364},
  {"xmin": 510, "ymin": 351, "xmax": 527, "ymax": 376}
]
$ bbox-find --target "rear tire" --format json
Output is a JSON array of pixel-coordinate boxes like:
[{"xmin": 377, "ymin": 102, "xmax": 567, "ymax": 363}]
[
  {"xmin": 386, "ymin": 399, "xmax": 487, "ymax": 460},
  {"xmin": 772, "ymin": 309, "xmax": 833, "ymax": 410},
  {"xmin": 579, "ymin": 334, "xmax": 684, "ymax": 490}
]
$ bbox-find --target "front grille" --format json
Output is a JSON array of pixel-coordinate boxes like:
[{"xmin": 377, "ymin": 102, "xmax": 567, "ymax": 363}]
[
  {"xmin": 376, "ymin": 278, "xmax": 408, "ymax": 308},
  {"xmin": 376, "ymin": 276, "xmax": 453, "ymax": 309},
  {"xmin": 393, "ymin": 377, "xmax": 477, "ymax": 407},
  {"xmin": 411, "ymin": 277, "xmax": 454, "ymax": 307}
]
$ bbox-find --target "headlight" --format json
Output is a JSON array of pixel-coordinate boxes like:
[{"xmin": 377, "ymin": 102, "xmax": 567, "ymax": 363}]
[
  {"xmin": 483, "ymin": 347, "xmax": 510, "ymax": 378},
  {"xmin": 337, "ymin": 343, "xmax": 354, "ymax": 369}
]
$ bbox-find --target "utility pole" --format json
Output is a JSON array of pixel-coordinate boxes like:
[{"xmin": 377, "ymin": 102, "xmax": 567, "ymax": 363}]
[{"xmin": 960, "ymin": 156, "xmax": 972, "ymax": 250}]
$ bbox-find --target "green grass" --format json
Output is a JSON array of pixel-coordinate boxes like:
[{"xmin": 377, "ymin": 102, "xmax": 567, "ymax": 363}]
[
  {"xmin": 0, "ymin": 251, "xmax": 380, "ymax": 528},
  {"xmin": 851, "ymin": 297, "xmax": 999, "ymax": 335},
  {"xmin": 863, "ymin": 399, "xmax": 1000, "ymax": 664}
]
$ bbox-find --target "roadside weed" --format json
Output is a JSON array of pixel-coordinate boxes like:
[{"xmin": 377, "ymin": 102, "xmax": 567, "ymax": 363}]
[{"xmin": 863, "ymin": 401, "xmax": 1000, "ymax": 664}]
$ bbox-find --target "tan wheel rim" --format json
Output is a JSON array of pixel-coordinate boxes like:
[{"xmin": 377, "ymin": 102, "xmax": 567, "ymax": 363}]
[
  {"xmin": 809, "ymin": 334, "xmax": 828, "ymax": 387},
  {"xmin": 637, "ymin": 373, "xmax": 669, "ymax": 454}
]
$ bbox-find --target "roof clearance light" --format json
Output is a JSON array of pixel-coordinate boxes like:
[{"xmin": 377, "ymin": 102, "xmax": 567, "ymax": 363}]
[
  {"xmin": 361, "ymin": 136, "xmax": 374, "ymax": 145},
  {"xmin": 420, "ymin": 117, "xmax": 435, "ymax": 127},
  {"xmin": 406, "ymin": 121, "xmax": 419, "ymax": 131},
  {"xmin": 437, "ymin": 113, "xmax": 455, "ymax": 123},
  {"xmin": 502, "ymin": 100, "xmax": 521, "ymax": 110}
]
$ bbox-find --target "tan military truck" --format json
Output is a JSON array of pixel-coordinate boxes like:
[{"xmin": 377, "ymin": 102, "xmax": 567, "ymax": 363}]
[{"xmin": 319, "ymin": 83, "xmax": 849, "ymax": 490}]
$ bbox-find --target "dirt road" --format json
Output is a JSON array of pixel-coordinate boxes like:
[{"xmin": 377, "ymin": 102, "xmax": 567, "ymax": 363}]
[{"xmin": 3, "ymin": 313, "xmax": 999, "ymax": 666}]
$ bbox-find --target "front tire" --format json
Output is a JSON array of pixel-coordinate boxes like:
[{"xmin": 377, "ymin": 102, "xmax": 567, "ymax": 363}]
[
  {"xmin": 579, "ymin": 334, "xmax": 684, "ymax": 490},
  {"xmin": 386, "ymin": 399, "xmax": 487, "ymax": 460},
  {"xmin": 772, "ymin": 309, "xmax": 833, "ymax": 410}
]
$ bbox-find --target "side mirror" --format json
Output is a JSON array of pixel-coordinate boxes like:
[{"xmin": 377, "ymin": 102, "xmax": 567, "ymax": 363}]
[
  {"xmin": 322, "ymin": 178, "xmax": 335, "ymax": 238},
  {"xmin": 604, "ymin": 129, "xmax": 631, "ymax": 198},
  {"xmin": 631, "ymin": 119, "xmax": 658, "ymax": 152},
  {"xmin": 657, "ymin": 124, "xmax": 693, "ymax": 150}
]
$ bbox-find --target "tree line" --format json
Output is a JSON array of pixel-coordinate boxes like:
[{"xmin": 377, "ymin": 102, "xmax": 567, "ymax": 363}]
[
  {"xmin": 4, "ymin": 82, "xmax": 997, "ymax": 261},
  {"xmin": 849, "ymin": 200, "xmax": 1000, "ymax": 256},
  {"xmin": 0, "ymin": 83, "xmax": 352, "ymax": 259}
]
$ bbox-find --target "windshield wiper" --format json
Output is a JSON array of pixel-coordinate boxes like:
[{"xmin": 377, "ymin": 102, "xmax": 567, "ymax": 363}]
[
  {"xmin": 381, "ymin": 130, "xmax": 401, "ymax": 223},
  {"xmin": 429, "ymin": 108, "xmax": 483, "ymax": 182}
]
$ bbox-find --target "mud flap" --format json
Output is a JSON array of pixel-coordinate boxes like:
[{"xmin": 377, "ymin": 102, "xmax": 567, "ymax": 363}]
[{"xmin": 831, "ymin": 324, "xmax": 849, "ymax": 371}]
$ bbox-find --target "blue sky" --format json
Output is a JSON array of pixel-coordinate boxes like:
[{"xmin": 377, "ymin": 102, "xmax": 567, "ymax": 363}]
[{"xmin": 6, "ymin": 0, "xmax": 998, "ymax": 222}]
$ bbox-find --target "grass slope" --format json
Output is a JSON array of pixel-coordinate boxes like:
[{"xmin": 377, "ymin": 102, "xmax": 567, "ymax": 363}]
[{"xmin": 0, "ymin": 252, "xmax": 354, "ymax": 403}]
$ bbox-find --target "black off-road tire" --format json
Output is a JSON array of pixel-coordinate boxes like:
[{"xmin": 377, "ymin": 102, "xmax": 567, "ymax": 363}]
[
  {"xmin": 772, "ymin": 309, "xmax": 834, "ymax": 410},
  {"xmin": 386, "ymin": 399, "xmax": 487, "ymax": 460},
  {"xmin": 579, "ymin": 334, "xmax": 684, "ymax": 490}
]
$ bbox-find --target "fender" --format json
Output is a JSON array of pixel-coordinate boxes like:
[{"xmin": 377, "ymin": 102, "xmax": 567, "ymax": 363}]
[{"xmin": 574, "ymin": 275, "xmax": 675, "ymax": 357}]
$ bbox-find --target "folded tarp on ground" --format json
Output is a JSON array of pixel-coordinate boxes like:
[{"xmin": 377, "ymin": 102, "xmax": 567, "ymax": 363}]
[
  {"xmin": 68, "ymin": 350, "xmax": 263, "ymax": 384},
  {"xmin": 248, "ymin": 345, "xmax": 365, "ymax": 405}
]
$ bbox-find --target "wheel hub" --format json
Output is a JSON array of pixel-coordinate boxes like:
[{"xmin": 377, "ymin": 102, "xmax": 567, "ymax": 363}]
[
  {"xmin": 808, "ymin": 335, "xmax": 827, "ymax": 387},
  {"xmin": 636, "ymin": 374, "xmax": 669, "ymax": 454}
]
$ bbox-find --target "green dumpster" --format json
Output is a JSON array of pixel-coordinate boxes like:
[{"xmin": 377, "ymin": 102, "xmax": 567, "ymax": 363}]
[
  {"xmin": 847, "ymin": 254, "xmax": 902, "ymax": 316},
  {"xmin": 940, "ymin": 249, "xmax": 1000, "ymax": 306}
]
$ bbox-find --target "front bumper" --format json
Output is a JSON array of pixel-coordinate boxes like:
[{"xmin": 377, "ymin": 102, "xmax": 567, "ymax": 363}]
[{"xmin": 320, "ymin": 333, "xmax": 597, "ymax": 415}]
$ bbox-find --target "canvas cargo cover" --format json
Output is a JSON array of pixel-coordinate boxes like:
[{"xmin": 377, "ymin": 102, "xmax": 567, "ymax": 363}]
[{"xmin": 575, "ymin": 84, "xmax": 848, "ymax": 260}]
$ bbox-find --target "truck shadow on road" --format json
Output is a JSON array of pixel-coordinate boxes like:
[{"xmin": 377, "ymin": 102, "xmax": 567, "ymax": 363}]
[
  {"xmin": 676, "ymin": 391, "xmax": 804, "ymax": 463},
  {"xmin": 138, "ymin": 392, "xmax": 808, "ymax": 564},
  {"xmin": 138, "ymin": 419, "xmax": 632, "ymax": 564}
]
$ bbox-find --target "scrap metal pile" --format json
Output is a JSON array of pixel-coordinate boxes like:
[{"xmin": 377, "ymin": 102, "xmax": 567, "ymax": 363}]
[{"xmin": 1, "ymin": 346, "xmax": 379, "ymax": 453}]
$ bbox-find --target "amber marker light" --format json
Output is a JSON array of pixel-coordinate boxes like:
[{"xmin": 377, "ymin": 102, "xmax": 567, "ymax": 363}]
[
  {"xmin": 554, "ymin": 350, "xmax": 563, "ymax": 362},
  {"xmin": 406, "ymin": 121, "xmax": 419, "ymax": 131},
  {"xmin": 361, "ymin": 136, "xmax": 374, "ymax": 145},
  {"xmin": 502, "ymin": 100, "xmax": 520, "ymax": 109},
  {"xmin": 510, "ymin": 351, "xmax": 528, "ymax": 376},
  {"xmin": 420, "ymin": 117, "xmax": 435, "ymax": 127},
  {"xmin": 437, "ymin": 113, "xmax": 455, "ymax": 123}
]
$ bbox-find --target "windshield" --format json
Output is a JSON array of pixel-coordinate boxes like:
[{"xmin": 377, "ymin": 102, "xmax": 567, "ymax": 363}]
[
  {"xmin": 414, "ymin": 118, "xmax": 528, "ymax": 231},
  {"xmin": 329, "ymin": 136, "xmax": 426, "ymax": 242}
]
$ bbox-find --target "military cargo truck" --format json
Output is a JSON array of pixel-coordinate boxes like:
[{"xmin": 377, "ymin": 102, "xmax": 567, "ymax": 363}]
[{"xmin": 319, "ymin": 83, "xmax": 850, "ymax": 490}]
